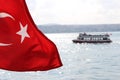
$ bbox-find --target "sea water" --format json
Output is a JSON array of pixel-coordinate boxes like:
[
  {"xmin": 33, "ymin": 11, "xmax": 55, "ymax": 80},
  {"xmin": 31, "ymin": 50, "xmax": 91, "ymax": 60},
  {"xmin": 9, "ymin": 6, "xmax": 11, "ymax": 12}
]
[{"xmin": 0, "ymin": 32, "xmax": 120, "ymax": 80}]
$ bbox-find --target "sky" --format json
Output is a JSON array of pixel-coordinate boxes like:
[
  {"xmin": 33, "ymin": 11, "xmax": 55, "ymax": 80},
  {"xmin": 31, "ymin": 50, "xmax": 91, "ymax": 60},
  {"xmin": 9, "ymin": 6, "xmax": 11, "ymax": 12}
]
[{"xmin": 26, "ymin": 0, "xmax": 120, "ymax": 25}]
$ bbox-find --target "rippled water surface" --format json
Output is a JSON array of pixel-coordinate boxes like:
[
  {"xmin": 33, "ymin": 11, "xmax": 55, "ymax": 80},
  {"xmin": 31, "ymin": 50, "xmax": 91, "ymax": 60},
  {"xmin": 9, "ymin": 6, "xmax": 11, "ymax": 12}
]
[{"xmin": 0, "ymin": 32, "xmax": 120, "ymax": 80}]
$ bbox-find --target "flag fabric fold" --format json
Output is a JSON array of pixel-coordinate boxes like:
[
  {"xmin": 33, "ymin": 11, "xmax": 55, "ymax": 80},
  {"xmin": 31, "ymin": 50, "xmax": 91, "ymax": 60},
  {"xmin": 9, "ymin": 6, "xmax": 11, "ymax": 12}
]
[{"xmin": 0, "ymin": 0, "xmax": 62, "ymax": 71}]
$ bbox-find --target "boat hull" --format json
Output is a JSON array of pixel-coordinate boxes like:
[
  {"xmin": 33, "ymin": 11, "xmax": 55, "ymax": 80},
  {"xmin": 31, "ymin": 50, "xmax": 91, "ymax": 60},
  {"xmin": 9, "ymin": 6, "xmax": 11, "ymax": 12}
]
[{"xmin": 72, "ymin": 39, "xmax": 112, "ymax": 43}]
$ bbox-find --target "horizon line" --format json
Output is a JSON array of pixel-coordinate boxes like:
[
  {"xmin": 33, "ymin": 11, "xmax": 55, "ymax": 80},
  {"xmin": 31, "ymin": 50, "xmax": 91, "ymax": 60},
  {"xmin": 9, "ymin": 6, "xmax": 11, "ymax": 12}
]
[{"xmin": 37, "ymin": 23, "xmax": 120, "ymax": 25}]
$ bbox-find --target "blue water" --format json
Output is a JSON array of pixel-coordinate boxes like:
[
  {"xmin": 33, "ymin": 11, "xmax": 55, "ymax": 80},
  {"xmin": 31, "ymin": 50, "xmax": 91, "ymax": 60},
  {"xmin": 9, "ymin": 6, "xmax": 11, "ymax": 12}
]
[{"xmin": 0, "ymin": 32, "xmax": 120, "ymax": 80}]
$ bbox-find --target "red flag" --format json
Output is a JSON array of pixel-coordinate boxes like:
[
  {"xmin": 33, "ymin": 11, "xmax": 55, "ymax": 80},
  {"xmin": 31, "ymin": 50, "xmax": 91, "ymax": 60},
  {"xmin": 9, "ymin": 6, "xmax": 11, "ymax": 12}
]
[{"xmin": 0, "ymin": 0, "xmax": 62, "ymax": 71}]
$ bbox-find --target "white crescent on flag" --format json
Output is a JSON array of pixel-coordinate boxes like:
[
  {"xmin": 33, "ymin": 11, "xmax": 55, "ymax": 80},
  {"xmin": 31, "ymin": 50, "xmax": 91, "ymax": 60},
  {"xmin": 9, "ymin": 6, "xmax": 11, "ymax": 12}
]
[
  {"xmin": 0, "ymin": 43, "xmax": 12, "ymax": 46},
  {"xmin": 0, "ymin": 12, "xmax": 14, "ymax": 20},
  {"xmin": 0, "ymin": 12, "xmax": 15, "ymax": 46}
]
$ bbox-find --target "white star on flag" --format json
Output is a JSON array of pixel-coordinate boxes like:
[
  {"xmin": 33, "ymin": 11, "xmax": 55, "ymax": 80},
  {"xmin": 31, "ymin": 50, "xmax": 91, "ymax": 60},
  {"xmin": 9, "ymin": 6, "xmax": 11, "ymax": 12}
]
[{"xmin": 16, "ymin": 22, "xmax": 30, "ymax": 43}]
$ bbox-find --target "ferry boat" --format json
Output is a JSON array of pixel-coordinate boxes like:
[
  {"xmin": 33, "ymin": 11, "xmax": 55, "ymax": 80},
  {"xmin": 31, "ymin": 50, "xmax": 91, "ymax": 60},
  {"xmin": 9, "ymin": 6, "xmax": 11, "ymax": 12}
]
[{"xmin": 72, "ymin": 33, "xmax": 112, "ymax": 43}]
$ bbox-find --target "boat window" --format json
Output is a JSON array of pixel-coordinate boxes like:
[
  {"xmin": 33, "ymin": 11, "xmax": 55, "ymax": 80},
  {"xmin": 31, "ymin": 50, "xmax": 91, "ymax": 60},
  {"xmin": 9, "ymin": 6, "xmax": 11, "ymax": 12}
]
[
  {"xmin": 103, "ymin": 38, "xmax": 107, "ymax": 40},
  {"xmin": 81, "ymin": 38, "xmax": 84, "ymax": 40}
]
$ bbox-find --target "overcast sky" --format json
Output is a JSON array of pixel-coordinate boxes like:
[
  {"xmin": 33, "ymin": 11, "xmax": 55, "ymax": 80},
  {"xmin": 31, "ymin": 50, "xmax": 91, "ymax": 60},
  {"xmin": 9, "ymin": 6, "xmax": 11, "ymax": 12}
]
[{"xmin": 26, "ymin": 0, "xmax": 120, "ymax": 25}]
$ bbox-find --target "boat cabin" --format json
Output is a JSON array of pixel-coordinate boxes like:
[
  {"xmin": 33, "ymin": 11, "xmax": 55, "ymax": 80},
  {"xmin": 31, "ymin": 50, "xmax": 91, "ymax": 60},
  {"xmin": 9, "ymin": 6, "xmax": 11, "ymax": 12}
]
[{"xmin": 73, "ymin": 33, "xmax": 112, "ymax": 43}]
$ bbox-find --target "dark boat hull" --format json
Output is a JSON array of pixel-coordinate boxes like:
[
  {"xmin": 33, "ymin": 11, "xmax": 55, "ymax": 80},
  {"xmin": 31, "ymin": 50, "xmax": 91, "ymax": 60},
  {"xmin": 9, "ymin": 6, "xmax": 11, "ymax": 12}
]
[{"xmin": 72, "ymin": 39, "xmax": 112, "ymax": 43}]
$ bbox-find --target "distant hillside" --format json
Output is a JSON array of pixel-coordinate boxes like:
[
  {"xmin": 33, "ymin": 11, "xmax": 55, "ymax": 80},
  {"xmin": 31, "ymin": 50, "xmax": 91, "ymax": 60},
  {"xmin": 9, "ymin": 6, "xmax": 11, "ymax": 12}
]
[{"xmin": 37, "ymin": 24, "xmax": 120, "ymax": 33}]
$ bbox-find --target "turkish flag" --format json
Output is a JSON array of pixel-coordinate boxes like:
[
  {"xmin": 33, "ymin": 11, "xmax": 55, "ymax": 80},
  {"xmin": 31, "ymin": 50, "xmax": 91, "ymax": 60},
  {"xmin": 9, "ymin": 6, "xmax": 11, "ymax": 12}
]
[{"xmin": 0, "ymin": 0, "xmax": 62, "ymax": 71}]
